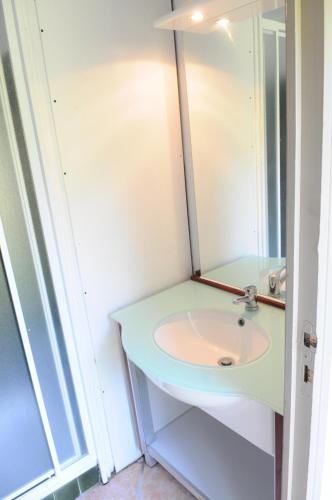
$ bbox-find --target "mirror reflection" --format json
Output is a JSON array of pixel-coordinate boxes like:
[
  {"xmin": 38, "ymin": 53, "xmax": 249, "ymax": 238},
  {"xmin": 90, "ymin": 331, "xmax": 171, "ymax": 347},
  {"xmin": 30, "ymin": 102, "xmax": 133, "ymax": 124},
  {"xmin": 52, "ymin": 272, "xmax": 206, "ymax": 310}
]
[{"xmin": 180, "ymin": 6, "xmax": 286, "ymax": 300}]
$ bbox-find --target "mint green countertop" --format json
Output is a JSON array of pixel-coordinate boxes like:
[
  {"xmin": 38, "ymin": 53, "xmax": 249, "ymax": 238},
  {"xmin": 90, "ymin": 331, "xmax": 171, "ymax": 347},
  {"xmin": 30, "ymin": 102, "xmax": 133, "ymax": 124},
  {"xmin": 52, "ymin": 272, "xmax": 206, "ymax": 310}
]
[
  {"xmin": 112, "ymin": 280, "xmax": 285, "ymax": 415},
  {"xmin": 204, "ymin": 256, "xmax": 286, "ymax": 300}
]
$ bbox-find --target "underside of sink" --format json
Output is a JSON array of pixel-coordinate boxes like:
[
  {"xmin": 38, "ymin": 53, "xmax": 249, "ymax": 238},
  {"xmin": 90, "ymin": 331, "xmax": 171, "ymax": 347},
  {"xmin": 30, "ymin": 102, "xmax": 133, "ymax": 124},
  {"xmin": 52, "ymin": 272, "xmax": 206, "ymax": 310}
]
[{"xmin": 148, "ymin": 373, "xmax": 242, "ymax": 408}]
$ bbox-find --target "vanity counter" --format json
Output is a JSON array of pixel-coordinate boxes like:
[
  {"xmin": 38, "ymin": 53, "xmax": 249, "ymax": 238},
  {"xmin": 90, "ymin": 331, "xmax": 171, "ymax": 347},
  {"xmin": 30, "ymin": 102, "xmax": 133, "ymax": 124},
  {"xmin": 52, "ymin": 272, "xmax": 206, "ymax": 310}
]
[{"xmin": 111, "ymin": 280, "xmax": 285, "ymax": 415}]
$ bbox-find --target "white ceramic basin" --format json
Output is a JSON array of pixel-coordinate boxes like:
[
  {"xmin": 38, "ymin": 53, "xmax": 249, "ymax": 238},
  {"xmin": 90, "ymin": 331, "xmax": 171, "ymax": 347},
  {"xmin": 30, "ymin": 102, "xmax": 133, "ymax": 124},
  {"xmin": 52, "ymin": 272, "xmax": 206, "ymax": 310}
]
[{"xmin": 154, "ymin": 310, "xmax": 269, "ymax": 368}]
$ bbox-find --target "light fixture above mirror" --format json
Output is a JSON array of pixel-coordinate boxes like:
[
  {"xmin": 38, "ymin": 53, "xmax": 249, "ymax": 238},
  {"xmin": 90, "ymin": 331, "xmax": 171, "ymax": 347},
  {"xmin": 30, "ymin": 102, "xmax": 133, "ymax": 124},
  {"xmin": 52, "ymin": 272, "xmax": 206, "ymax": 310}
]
[
  {"xmin": 191, "ymin": 11, "xmax": 205, "ymax": 22},
  {"xmin": 154, "ymin": 0, "xmax": 285, "ymax": 33}
]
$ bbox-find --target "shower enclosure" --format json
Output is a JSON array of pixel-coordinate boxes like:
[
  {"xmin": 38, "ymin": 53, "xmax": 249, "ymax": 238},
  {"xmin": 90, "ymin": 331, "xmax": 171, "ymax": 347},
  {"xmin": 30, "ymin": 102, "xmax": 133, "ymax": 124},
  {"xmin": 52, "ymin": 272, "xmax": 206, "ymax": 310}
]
[{"xmin": 0, "ymin": 26, "xmax": 92, "ymax": 500}]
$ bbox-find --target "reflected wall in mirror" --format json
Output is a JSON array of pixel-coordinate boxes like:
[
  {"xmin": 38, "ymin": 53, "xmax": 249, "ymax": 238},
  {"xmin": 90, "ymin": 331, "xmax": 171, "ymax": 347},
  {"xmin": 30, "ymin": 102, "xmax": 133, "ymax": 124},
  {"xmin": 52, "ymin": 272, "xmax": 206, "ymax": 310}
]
[{"xmin": 177, "ymin": 2, "xmax": 287, "ymax": 302}]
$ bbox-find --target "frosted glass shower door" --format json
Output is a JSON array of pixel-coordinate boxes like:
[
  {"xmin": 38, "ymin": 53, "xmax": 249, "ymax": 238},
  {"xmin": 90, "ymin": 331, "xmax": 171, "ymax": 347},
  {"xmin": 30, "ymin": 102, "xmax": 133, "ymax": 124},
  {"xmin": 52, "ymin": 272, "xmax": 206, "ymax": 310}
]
[
  {"xmin": 0, "ymin": 247, "xmax": 53, "ymax": 499},
  {"xmin": 0, "ymin": 33, "xmax": 88, "ymax": 498}
]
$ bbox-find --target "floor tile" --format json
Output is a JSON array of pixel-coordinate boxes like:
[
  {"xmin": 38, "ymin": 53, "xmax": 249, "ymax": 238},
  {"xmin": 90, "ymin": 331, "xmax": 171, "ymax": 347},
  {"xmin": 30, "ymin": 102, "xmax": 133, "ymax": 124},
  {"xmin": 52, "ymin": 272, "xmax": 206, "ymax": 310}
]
[
  {"xmin": 141, "ymin": 464, "xmax": 194, "ymax": 500},
  {"xmin": 78, "ymin": 462, "xmax": 194, "ymax": 500},
  {"xmin": 55, "ymin": 479, "xmax": 80, "ymax": 500},
  {"xmin": 79, "ymin": 462, "xmax": 143, "ymax": 500},
  {"xmin": 78, "ymin": 467, "xmax": 100, "ymax": 493}
]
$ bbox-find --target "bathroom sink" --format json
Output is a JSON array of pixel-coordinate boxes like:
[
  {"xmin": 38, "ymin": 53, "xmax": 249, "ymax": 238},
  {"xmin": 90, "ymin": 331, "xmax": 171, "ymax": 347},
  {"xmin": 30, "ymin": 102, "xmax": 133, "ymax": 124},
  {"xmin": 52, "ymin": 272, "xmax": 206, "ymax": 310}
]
[
  {"xmin": 114, "ymin": 280, "xmax": 284, "ymax": 412},
  {"xmin": 154, "ymin": 310, "xmax": 269, "ymax": 368}
]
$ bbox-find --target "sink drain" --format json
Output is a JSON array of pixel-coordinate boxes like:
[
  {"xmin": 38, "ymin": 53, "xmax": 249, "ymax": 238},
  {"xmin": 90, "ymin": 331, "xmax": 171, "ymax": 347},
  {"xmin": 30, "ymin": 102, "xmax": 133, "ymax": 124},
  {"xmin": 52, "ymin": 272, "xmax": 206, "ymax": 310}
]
[{"xmin": 217, "ymin": 357, "xmax": 234, "ymax": 367}]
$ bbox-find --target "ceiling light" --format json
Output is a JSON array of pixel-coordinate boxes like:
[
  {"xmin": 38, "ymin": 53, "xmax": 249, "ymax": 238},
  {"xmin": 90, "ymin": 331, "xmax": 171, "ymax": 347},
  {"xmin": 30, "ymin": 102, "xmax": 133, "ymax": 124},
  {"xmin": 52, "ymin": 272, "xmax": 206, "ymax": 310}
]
[
  {"xmin": 216, "ymin": 18, "xmax": 230, "ymax": 28},
  {"xmin": 191, "ymin": 11, "xmax": 204, "ymax": 22}
]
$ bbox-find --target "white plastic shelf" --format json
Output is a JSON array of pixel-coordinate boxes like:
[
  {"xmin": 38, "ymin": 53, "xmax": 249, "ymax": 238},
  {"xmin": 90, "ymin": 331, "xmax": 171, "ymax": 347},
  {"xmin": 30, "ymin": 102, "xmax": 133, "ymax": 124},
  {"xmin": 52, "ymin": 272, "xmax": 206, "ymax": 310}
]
[{"xmin": 148, "ymin": 407, "xmax": 274, "ymax": 500}]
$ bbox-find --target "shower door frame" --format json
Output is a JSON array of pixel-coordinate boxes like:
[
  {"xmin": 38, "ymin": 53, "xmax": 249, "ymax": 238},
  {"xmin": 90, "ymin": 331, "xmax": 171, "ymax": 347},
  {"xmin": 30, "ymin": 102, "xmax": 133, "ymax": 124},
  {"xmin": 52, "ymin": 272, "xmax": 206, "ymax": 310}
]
[
  {"xmin": 261, "ymin": 17, "xmax": 286, "ymax": 259},
  {"xmin": 0, "ymin": 219, "xmax": 96, "ymax": 500},
  {"xmin": 0, "ymin": 77, "xmax": 97, "ymax": 498},
  {"xmin": 0, "ymin": 1, "xmax": 115, "ymax": 497}
]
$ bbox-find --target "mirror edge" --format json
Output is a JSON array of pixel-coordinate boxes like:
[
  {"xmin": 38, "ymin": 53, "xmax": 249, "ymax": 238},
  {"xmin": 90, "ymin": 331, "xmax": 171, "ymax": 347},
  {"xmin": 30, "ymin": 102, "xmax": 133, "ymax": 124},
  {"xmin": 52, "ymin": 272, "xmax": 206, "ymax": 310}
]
[{"xmin": 191, "ymin": 274, "xmax": 286, "ymax": 310}]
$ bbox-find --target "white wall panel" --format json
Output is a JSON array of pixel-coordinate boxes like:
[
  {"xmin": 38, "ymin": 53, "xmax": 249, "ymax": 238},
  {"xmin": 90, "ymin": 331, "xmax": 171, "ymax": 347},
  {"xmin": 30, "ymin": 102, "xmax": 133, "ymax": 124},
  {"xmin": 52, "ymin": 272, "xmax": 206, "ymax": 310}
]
[{"xmin": 34, "ymin": 0, "xmax": 191, "ymax": 470}]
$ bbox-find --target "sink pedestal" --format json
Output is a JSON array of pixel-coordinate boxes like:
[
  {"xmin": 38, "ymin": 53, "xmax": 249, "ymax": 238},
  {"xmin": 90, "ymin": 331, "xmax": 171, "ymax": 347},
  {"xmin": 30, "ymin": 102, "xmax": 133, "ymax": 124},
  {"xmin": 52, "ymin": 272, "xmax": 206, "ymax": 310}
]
[{"xmin": 127, "ymin": 358, "xmax": 278, "ymax": 500}]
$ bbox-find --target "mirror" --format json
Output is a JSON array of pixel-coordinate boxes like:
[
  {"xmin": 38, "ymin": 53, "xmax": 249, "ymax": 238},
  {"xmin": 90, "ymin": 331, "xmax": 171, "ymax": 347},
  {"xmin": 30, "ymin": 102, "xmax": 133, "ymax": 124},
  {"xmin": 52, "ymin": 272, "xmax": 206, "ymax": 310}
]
[{"xmin": 177, "ymin": 4, "xmax": 286, "ymax": 304}]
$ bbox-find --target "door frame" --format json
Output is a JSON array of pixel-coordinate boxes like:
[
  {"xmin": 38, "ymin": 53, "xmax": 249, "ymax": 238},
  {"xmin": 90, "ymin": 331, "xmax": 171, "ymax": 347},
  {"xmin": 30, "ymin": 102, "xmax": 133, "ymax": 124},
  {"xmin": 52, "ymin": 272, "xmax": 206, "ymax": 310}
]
[
  {"xmin": 305, "ymin": 0, "xmax": 332, "ymax": 498},
  {"xmin": 0, "ymin": 218, "xmax": 97, "ymax": 500},
  {"xmin": 283, "ymin": 0, "xmax": 332, "ymax": 498},
  {"xmin": 1, "ymin": 0, "xmax": 114, "ymax": 491}
]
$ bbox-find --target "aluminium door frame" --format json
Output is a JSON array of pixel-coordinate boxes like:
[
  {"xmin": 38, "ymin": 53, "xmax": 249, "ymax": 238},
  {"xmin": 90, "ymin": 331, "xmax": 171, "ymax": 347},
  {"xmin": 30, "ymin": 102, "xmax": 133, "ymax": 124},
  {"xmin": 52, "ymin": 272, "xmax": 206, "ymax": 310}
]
[
  {"xmin": 0, "ymin": 50, "xmax": 85, "ymax": 467},
  {"xmin": 0, "ymin": 218, "xmax": 59, "ymax": 499},
  {"xmin": 261, "ymin": 17, "xmax": 286, "ymax": 258},
  {"xmin": 0, "ymin": 49, "xmax": 100, "ymax": 500},
  {"xmin": 1, "ymin": 0, "xmax": 115, "ymax": 491},
  {"xmin": 0, "ymin": 218, "xmax": 96, "ymax": 500}
]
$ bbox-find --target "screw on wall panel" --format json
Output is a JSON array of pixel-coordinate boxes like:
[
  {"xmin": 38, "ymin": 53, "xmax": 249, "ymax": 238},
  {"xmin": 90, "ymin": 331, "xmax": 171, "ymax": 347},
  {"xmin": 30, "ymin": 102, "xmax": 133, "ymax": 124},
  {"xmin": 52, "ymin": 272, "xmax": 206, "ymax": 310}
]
[
  {"xmin": 63, "ymin": 172, "xmax": 67, "ymax": 175},
  {"xmin": 53, "ymin": 99, "xmax": 57, "ymax": 103},
  {"xmin": 40, "ymin": 29, "xmax": 44, "ymax": 32}
]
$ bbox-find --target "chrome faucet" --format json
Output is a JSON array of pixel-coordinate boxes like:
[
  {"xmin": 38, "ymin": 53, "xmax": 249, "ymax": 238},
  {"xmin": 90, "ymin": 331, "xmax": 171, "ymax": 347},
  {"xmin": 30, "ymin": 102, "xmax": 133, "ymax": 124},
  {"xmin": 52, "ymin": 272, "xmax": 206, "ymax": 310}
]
[
  {"xmin": 233, "ymin": 285, "xmax": 258, "ymax": 311},
  {"xmin": 268, "ymin": 266, "xmax": 286, "ymax": 297}
]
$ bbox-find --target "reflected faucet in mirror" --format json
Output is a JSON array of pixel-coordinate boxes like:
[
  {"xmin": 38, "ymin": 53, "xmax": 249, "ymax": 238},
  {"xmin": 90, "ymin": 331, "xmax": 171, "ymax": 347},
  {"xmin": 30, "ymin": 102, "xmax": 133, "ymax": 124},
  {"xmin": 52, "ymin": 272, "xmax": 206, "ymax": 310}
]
[{"xmin": 268, "ymin": 266, "xmax": 286, "ymax": 298}]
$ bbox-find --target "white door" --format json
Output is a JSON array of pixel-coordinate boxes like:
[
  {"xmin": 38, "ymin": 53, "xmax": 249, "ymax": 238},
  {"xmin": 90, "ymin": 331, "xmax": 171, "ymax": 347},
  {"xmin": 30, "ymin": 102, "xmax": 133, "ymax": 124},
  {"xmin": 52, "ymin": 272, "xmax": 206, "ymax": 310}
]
[
  {"xmin": 304, "ymin": 0, "xmax": 332, "ymax": 498},
  {"xmin": 283, "ymin": 0, "xmax": 330, "ymax": 499}
]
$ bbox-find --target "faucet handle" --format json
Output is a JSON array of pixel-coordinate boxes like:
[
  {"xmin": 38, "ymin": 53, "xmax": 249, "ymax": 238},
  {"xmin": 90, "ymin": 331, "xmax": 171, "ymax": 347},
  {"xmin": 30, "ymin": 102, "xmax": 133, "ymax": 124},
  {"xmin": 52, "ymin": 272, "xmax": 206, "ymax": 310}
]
[
  {"xmin": 232, "ymin": 285, "xmax": 258, "ymax": 311},
  {"xmin": 244, "ymin": 285, "xmax": 257, "ymax": 298}
]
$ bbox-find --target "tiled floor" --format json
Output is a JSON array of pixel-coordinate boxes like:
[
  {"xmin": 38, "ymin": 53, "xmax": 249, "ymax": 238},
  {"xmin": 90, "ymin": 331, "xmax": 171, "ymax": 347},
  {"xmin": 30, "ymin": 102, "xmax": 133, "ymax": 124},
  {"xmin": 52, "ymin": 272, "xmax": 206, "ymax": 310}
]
[{"xmin": 78, "ymin": 461, "xmax": 195, "ymax": 500}]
